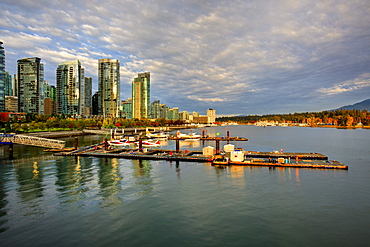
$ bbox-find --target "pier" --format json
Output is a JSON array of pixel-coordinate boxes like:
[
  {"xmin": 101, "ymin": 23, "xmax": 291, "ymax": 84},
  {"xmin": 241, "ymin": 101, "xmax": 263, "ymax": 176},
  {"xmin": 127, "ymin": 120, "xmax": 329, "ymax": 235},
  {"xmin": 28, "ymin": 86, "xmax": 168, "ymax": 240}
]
[{"xmin": 53, "ymin": 144, "xmax": 347, "ymax": 170}]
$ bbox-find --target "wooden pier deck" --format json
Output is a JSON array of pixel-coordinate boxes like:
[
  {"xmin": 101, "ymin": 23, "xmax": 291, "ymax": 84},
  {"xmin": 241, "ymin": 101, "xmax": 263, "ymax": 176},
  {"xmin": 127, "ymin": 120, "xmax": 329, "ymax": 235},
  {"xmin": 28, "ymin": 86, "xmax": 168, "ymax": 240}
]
[
  {"xmin": 54, "ymin": 146, "xmax": 212, "ymax": 162},
  {"xmin": 244, "ymin": 151, "xmax": 328, "ymax": 160},
  {"xmin": 53, "ymin": 145, "xmax": 347, "ymax": 170},
  {"xmin": 168, "ymin": 136, "xmax": 248, "ymax": 141},
  {"xmin": 216, "ymin": 160, "xmax": 348, "ymax": 169}
]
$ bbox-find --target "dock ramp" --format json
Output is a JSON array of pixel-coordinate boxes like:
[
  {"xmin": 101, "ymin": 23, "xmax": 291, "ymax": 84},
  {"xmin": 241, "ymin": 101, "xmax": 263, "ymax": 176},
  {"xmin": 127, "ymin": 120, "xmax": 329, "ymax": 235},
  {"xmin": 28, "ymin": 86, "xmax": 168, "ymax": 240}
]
[{"xmin": 0, "ymin": 134, "xmax": 66, "ymax": 149}]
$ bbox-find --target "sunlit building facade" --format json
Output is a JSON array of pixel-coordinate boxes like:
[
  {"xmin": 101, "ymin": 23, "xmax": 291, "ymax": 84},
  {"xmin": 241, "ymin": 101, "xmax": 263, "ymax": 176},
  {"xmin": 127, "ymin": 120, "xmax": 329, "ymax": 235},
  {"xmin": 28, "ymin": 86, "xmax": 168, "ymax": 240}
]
[
  {"xmin": 207, "ymin": 108, "xmax": 216, "ymax": 123},
  {"xmin": 84, "ymin": 77, "xmax": 92, "ymax": 116},
  {"xmin": 5, "ymin": 96, "xmax": 18, "ymax": 112},
  {"xmin": 56, "ymin": 60, "xmax": 85, "ymax": 115},
  {"xmin": 17, "ymin": 57, "xmax": 44, "ymax": 114},
  {"xmin": 132, "ymin": 72, "xmax": 150, "ymax": 119},
  {"xmin": 98, "ymin": 58, "xmax": 120, "ymax": 117},
  {"xmin": 169, "ymin": 107, "xmax": 179, "ymax": 120},
  {"xmin": 160, "ymin": 104, "xmax": 169, "ymax": 119}
]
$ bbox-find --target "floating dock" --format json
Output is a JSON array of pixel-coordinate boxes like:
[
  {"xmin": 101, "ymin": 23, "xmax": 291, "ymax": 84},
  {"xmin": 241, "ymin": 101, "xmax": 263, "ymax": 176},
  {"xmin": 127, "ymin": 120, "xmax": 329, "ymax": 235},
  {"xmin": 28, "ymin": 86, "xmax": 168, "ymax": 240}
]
[
  {"xmin": 167, "ymin": 136, "xmax": 248, "ymax": 141},
  {"xmin": 213, "ymin": 159, "xmax": 348, "ymax": 169},
  {"xmin": 54, "ymin": 147, "xmax": 212, "ymax": 162},
  {"xmin": 52, "ymin": 144, "xmax": 348, "ymax": 170}
]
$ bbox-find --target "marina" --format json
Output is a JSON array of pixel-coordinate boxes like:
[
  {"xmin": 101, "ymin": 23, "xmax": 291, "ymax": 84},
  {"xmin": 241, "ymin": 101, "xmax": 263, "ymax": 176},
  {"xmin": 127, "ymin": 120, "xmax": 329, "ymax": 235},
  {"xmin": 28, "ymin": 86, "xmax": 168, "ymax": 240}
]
[{"xmin": 51, "ymin": 137, "xmax": 348, "ymax": 169}]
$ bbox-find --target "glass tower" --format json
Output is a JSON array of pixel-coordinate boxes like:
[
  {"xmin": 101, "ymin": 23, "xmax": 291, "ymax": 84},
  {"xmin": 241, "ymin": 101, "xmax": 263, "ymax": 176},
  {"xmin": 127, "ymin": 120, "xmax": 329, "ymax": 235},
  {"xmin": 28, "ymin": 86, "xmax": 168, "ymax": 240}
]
[
  {"xmin": 84, "ymin": 77, "xmax": 92, "ymax": 116},
  {"xmin": 0, "ymin": 41, "xmax": 5, "ymax": 111},
  {"xmin": 132, "ymin": 72, "xmax": 150, "ymax": 119},
  {"xmin": 56, "ymin": 60, "xmax": 85, "ymax": 115},
  {"xmin": 17, "ymin": 57, "xmax": 44, "ymax": 114},
  {"xmin": 98, "ymin": 58, "xmax": 120, "ymax": 117}
]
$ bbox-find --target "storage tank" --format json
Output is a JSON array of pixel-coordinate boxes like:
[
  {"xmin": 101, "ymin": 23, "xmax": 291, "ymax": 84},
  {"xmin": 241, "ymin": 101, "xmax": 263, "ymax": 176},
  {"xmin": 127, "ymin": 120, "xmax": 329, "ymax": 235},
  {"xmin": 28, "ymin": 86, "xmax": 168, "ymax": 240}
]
[
  {"xmin": 223, "ymin": 144, "xmax": 235, "ymax": 153},
  {"xmin": 230, "ymin": 150, "xmax": 244, "ymax": 162},
  {"xmin": 203, "ymin": 146, "xmax": 215, "ymax": 156}
]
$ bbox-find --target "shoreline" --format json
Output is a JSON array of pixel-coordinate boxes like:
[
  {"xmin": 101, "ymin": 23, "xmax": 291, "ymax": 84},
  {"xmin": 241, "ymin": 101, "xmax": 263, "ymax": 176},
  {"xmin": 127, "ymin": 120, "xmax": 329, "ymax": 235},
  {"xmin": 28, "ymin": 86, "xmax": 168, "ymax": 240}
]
[{"xmin": 10, "ymin": 124, "xmax": 370, "ymax": 139}]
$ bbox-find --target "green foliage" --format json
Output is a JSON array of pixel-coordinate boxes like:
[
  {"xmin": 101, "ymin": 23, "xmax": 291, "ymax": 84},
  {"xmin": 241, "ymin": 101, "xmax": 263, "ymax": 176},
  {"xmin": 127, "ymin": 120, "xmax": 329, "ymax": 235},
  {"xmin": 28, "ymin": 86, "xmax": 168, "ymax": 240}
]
[{"xmin": 217, "ymin": 109, "xmax": 370, "ymax": 126}]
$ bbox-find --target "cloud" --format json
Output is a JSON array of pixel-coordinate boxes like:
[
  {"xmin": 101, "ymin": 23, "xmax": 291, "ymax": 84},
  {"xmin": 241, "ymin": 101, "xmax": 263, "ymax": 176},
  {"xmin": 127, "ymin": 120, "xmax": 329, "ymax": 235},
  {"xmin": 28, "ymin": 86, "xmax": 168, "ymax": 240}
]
[
  {"xmin": 317, "ymin": 74, "xmax": 370, "ymax": 95},
  {"xmin": 1, "ymin": 0, "xmax": 370, "ymax": 115}
]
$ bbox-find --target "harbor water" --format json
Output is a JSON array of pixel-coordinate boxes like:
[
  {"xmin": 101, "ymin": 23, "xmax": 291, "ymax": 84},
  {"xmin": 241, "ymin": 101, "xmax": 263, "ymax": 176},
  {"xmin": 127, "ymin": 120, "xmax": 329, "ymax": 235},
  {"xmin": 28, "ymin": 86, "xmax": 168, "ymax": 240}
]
[{"xmin": 1, "ymin": 125, "xmax": 370, "ymax": 246}]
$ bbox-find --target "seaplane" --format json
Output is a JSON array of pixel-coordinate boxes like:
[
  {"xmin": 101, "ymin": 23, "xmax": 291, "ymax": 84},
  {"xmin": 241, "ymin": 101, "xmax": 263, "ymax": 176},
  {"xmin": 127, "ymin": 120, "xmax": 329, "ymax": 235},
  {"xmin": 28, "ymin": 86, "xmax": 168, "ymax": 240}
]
[
  {"xmin": 107, "ymin": 139, "xmax": 131, "ymax": 147},
  {"xmin": 136, "ymin": 140, "xmax": 162, "ymax": 147},
  {"xmin": 176, "ymin": 131, "xmax": 201, "ymax": 141},
  {"xmin": 146, "ymin": 131, "xmax": 168, "ymax": 139}
]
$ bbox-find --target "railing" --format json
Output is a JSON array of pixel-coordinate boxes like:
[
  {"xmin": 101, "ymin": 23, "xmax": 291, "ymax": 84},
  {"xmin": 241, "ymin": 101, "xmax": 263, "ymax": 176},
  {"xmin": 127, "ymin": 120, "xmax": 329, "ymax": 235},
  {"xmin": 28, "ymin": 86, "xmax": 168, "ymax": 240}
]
[{"xmin": 0, "ymin": 134, "xmax": 66, "ymax": 149}]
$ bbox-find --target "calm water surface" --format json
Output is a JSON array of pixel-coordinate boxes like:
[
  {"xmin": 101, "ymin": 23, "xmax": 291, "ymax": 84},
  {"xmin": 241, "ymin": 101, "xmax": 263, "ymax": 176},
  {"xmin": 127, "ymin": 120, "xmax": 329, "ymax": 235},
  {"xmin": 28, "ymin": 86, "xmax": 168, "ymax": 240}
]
[{"xmin": 1, "ymin": 126, "xmax": 369, "ymax": 246}]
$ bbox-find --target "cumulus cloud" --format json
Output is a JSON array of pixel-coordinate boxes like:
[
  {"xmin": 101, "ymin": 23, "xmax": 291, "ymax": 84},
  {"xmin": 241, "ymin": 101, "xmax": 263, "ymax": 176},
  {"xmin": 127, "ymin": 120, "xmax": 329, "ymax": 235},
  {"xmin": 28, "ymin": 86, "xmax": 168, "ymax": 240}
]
[{"xmin": 1, "ymin": 0, "xmax": 370, "ymax": 115}]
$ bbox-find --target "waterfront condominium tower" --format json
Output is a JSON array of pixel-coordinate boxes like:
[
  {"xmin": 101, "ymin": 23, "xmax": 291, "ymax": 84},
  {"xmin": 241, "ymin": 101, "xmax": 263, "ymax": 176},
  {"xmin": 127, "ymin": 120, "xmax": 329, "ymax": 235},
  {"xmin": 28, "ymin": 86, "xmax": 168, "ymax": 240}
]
[
  {"xmin": 17, "ymin": 57, "xmax": 44, "ymax": 114},
  {"xmin": 56, "ymin": 60, "xmax": 85, "ymax": 115},
  {"xmin": 98, "ymin": 58, "xmax": 120, "ymax": 117},
  {"xmin": 84, "ymin": 77, "xmax": 92, "ymax": 116},
  {"xmin": 132, "ymin": 72, "xmax": 150, "ymax": 119},
  {"xmin": 0, "ymin": 42, "xmax": 5, "ymax": 112}
]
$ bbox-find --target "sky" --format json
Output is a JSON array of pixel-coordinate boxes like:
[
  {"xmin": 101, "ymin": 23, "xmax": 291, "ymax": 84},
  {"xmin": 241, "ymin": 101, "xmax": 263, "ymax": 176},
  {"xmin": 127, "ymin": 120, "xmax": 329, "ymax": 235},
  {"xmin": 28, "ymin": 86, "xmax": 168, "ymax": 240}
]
[{"xmin": 1, "ymin": 0, "xmax": 370, "ymax": 116}]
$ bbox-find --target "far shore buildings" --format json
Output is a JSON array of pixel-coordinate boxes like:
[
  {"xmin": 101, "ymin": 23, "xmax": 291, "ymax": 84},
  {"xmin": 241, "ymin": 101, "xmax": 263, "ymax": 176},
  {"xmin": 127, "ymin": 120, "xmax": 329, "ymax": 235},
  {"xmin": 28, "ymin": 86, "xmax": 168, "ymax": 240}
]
[
  {"xmin": 17, "ymin": 57, "xmax": 44, "ymax": 114},
  {"xmin": 98, "ymin": 58, "xmax": 120, "ymax": 117},
  {"xmin": 1, "ymin": 49, "xmax": 217, "ymax": 123}
]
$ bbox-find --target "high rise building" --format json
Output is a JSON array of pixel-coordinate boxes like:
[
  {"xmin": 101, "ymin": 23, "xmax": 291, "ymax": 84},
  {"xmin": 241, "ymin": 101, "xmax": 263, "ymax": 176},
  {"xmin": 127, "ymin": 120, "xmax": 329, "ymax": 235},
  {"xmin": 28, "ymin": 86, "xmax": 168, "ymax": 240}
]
[
  {"xmin": 17, "ymin": 57, "xmax": 44, "ymax": 114},
  {"xmin": 98, "ymin": 58, "xmax": 120, "ymax": 117},
  {"xmin": 4, "ymin": 72, "xmax": 12, "ymax": 96},
  {"xmin": 207, "ymin": 108, "xmax": 216, "ymax": 123},
  {"xmin": 0, "ymin": 41, "xmax": 5, "ymax": 111},
  {"xmin": 56, "ymin": 60, "xmax": 85, "ymax": 115},
  {"xmin": 179, "ymin": 111, "xmax": 190, "ymax": 121},
  {"xmin": 150, "ymin": 100, "xmax": 161, "ymax": 119},
  {"xmin": 43, "ymin": 81, "xmax": 56, "ymax": 115},
  {"xmin": 92, "ymin": 91, "xmax": 100, "ymax": 116},
  {"xmin": 132, "ymin": 72, "xmax": 150, "ymax": 119},
  {"xmin": 12, "ymin": 74, "xmax": 18, "ymax": 96},
  {"xmin": 84, "ymin": 77, "xmax": 92, "ymax": 116},
  {"xmin": 169, "ymin": 107, "xmax": 179, "ymax": 120},
  {"xmin": 122, "ymin": 98, "xmax": 132, "ymax": 119},
  {"xmin": 160, "ymin": 104, "xmax": 169, "ymax": 119},
  {"xmin": 5, "ymin": 96, "xmax": 18, "ymax": 112}
]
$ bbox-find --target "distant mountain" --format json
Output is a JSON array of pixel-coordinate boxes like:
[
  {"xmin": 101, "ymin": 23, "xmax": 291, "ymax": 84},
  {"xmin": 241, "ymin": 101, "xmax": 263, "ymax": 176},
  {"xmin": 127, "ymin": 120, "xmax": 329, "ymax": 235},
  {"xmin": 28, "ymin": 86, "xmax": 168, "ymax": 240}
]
[{"xmin": 335, "ymin": 99, "xmax": 370, "ymax": 111}]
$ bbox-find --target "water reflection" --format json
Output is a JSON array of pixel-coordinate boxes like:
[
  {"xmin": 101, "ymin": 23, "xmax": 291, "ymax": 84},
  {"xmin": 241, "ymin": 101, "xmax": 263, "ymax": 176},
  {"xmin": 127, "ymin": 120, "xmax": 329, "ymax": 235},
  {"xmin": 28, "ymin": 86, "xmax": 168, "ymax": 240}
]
[
  {"xmin": 169, "ymin": 160, "xmax": 181, "ymax": 179},
  {"xmin": 131, "ymin": 159, "xmax": 153, "ymax": 195},
  {"xmin": 55, "ymin": 156, "xmax": 94, "ymax": 206},
  {"xmin": 97, "ymin": 158, "xmax": 122, "ymax": 207},
  {"xmin": 15, "ymin": 161, "xmax": 44, "ymax": 218},
  {"xmin": 179, "ymin": 140, "xmax": 201, "ymax": 149},
  {"xmin": 0, "ymin": 169, "xmax": 9, "ymax": 233}
]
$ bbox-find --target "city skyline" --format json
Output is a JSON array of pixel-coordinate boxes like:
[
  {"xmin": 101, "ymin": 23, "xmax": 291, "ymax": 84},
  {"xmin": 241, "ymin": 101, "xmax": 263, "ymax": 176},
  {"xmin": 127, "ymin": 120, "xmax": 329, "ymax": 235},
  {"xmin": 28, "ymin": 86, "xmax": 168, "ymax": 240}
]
[{"xmin": 1, "ymin": 0, "xmax": 370, "ymax": 116}]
